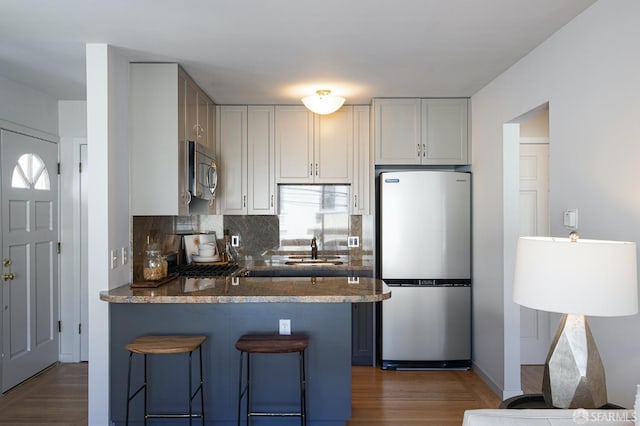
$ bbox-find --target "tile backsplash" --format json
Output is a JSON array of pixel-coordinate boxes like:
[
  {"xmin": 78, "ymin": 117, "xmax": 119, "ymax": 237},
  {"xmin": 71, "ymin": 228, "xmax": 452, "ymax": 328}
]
[{"xmin": 131, "ymin": 186, "xmax": 371, "ymax": 280}]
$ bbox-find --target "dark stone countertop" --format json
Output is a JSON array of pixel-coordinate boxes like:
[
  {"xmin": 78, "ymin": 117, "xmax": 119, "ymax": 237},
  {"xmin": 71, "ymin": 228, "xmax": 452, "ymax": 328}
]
[{"xmin": 100, "ymin": 276, "xmax": 389, "ymax": 304}]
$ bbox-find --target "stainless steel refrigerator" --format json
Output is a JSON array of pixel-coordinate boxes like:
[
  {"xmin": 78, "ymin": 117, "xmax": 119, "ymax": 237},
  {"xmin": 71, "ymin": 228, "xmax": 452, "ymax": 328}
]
[{"xmin": 379, "ymin": 170, "xmax": 471, "ymax": 370}]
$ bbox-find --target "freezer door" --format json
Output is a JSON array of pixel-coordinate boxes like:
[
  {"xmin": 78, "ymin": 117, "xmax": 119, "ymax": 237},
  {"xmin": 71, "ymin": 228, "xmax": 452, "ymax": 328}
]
[
  {"xmin": 382, "ymin": 286, "xmax": 471, "ymax": 361},
  {"xmin": 380, "ymin": 171, "xmax": 470, "ymax": 279}
]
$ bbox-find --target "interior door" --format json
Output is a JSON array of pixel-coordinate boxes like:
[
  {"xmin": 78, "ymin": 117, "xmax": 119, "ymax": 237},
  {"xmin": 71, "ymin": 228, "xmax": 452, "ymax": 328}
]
[
  {"xmin": 519, "ymin": 143, "xmax": 550, "ymax": 364},
  {"xmin": 1, "ymin": 130, "xmax": 59, "ymax": 392}
]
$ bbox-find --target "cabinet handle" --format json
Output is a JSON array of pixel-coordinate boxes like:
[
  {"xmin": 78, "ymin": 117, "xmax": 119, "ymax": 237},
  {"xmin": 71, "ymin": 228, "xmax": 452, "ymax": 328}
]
[
  {"xmin": 315, "ymin": 163, "xmax": 319, "ymax": 176},
  {"xmin": 270, "ymin": 195, "xmax": 274, "ymax": 207},
  {"xmin": 423, "ymin": 143, "xmax": 426, "ymax": 157},
  {"xmin": 310, "ymin": 163, "xmax": 313, "ymax": 176},
  {"xmin": 417, "ymin": 144, "xmax": 421, "ymax": 157},
  {"xmin": 354, "ymin": 194, "xmax": 358, "ymax": 208},
  {"xmin": 185, "ymin": 191, "xmax": 192, "ymax": 205},
  {"xmin": 243, "ymin": 195, "xmax": 247, "ymax": 208}
]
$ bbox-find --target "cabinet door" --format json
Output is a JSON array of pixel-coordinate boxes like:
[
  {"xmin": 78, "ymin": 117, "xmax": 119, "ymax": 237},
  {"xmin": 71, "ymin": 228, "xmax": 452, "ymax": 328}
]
[
  {"xmin": 207, "ymin": 101, "xmax": 216, "ymax": 154},
  {"xmin": 421, "ymin": 98, "xmax": 469, "ymax": 164},
  {"xmin": 373, "ymin": 99, "xmax": 421, "ymax": 165},
  {"xmin": 352, "ymin": 106, "xmax": 370, "ymax": 214},
  {"xmin": 247, "ymin": 106, "xmax": 275, "ymax": 215},
  {"xmin": 315, "ymin": 106, "xmax": 353, "ymax": 183},
  {"xmin": 185, "ymin": 80, "xmax": 199, "ymax": 142},
  {"xmin": 275, "ymin": 106, "xmax": 314, "ymax": 183},
  {"xmin": 217, "ymin": 106, "xmax": 247, "ymax": 214},
  {"xmin": 197, "ymin": 89, "xmax": 208, "ymax": 146}
]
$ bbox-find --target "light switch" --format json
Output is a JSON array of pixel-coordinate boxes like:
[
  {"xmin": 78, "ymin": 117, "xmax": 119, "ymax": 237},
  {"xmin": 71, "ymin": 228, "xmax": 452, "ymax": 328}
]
[{"xmin": 563, "ymin": 208, "xmax": 578, "ymax": 229}]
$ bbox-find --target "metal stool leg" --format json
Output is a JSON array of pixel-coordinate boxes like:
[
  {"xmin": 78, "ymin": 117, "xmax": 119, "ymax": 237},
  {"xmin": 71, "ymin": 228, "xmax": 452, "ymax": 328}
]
[
  {"xmin": 237, "ymin": 351, "xmax": 244, "ymax": 426},
  {"xmin": 199, "ymin": 346, "xmax": 205, "ymax": 425},
  {"xmin": 143, "ymin": 354, "xmax": 148, "ymax": 426},
  {"xmin": 189, "ymin": 351, "xmax": 193, "ymax": 426},
  {"xmin": 126, "ymin": 352, "xmax": 133, "ymax": 426},
  {"xmin": 300, "ymin": 350, "xmax": 307, "ymax": 426},
  {"xmin": 246, "ymin": 353, "xmax": 251, "ymax": 425}
]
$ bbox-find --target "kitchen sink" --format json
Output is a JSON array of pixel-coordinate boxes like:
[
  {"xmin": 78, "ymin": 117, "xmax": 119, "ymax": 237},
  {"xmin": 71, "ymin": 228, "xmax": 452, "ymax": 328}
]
[
  {"xmin": 284, "ymin": 260, "xmax": 344, "ymax": 266},
  {"xmin": 287, "ymin": 255, "xmax": 341, "ymax": 260}
]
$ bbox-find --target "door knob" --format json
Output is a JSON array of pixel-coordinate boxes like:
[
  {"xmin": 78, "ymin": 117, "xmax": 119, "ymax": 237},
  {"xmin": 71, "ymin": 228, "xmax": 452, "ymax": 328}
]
[{"xmin": 3, "ymin": 273, "xmax": 15, "ymax": 281}]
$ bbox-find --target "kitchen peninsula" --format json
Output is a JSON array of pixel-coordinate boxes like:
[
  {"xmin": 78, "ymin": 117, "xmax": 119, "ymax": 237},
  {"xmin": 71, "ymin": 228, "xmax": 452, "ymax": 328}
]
[{"xmin": 101, "ymin": 276, "xmax": 390, "ymax": 426}]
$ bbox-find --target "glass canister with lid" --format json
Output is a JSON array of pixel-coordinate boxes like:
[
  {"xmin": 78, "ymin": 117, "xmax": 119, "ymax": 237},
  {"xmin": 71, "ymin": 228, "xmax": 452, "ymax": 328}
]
[{"xmin": 143, "ymin": 246, "xmax": 166, "ymax": 281}]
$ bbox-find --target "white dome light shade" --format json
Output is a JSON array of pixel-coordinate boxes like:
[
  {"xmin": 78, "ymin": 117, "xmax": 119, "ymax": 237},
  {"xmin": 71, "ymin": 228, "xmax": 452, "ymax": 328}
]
[{"xmin": 301, "ymin": 90, "xmax": 345, "ymax": 115}]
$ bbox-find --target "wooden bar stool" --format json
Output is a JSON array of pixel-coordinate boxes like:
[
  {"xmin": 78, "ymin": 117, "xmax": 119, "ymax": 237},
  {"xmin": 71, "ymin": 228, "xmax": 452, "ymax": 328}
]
[
  {"xmin": 235, "ymin": 334, "xmax": 308, "ymax": 426},
  {"xmin": 125, "ymin": 335, "xmax": 206, "ymax": 426}
]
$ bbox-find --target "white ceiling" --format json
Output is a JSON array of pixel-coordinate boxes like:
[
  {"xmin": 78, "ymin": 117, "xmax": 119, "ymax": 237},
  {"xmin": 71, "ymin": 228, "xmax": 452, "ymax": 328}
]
[{"xmin": 0, "ymin": 0, "xmax": 596, "ymax": 104}]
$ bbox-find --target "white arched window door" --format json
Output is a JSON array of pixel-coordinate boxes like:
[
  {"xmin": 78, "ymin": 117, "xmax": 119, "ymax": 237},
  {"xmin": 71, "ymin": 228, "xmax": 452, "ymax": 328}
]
[{"xmin": 1, "ymin": 129, "xmax": 59, "ymax": 392}]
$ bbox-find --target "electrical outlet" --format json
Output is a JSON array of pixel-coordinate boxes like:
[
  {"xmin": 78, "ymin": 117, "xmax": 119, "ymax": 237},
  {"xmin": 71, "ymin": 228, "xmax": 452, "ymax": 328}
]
[
  {"xmin": 279, "ymin": 319, "xmax": 291, "ymax": 335},
  {"xmin": 231, "ymin": 235, "xmax": 240, "ymax": 247},
  {"xmin": 348, "ymin": 276, "xmax": 360, "ymax": 284},
  {"xmin": 110, "ymin": 249, "xmax": 118, "ymax": 270},
  {"xmin": 121, "ymin": 247, "xmax": 128, "ymax": 265},
  {"xmin": 347, "ymin": 236, "xmax": 360, "ymax": 248}
]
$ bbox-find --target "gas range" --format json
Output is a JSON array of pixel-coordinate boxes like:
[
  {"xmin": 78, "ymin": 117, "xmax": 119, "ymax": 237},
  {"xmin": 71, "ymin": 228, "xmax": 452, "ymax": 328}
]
[{"xmin": 174, "ymin": 262, "xmax": 246, "ymax": 278}]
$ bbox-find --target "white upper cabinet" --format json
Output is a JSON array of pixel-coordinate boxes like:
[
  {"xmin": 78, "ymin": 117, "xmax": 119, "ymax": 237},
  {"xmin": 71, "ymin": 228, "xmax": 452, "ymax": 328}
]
[
  {"xmin": 275, "ymin": 105, "xmax": 353, "ymax": 184},
  {"xmin": 186, "ymin": 80, "xmax": 215, "ymax": 152},
  {"xmin": 217, "ymin": 105, "xmax": 275, "ymax": 215},
  {"xmin": 247, "ymin": 106, "xmax": 275, "ymax": 215},
  {"xmin": 352, "ymin": 105, "xmax": 370, "ymax": 214},
  {"xmin": 130, "ymin": 63, "xmax": 190, "ymax": 216},
  {"xmin": 421, "ymin": 98, "xmax": 468, "ymax": 164},
  {"xmin": 373, "ymin": 99, "xmax": 421, "ymax": 164},
  {"xmin": 373, "ymin": 98, "xmax": 469, "ymax": 165}
]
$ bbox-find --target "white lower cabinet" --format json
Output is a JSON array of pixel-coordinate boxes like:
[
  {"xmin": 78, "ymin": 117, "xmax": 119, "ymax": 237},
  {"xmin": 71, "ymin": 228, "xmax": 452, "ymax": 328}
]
[{"xmin": 217, "ymin": 105, "xmax": 275, "ymax": 215}]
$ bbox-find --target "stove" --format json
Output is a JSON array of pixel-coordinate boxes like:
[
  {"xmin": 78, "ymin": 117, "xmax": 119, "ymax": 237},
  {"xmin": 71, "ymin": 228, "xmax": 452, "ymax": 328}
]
[{"xmin": 174, "ymin": 262, "xmax": 245, "ymax": 278}]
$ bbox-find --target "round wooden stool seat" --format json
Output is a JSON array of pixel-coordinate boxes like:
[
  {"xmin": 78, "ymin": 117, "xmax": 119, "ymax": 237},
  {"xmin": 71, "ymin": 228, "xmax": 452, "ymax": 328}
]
[
  {"xmin": 126, "ymin": 335, "xmax": 206, "ymax": 354},
  {"xmin": 235, "ymin": 334, "xmax": 308, "ymax": 354}
]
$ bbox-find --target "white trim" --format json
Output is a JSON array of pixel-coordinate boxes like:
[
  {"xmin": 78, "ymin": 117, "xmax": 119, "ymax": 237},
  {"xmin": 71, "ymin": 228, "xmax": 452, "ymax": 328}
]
[
  {"xmin": 519, "ymin": 136, "xmax": 549, "ymax": 145},
  {"xmin": 0, "ymin": 118, "xmax": 58, "ymax": 143}
]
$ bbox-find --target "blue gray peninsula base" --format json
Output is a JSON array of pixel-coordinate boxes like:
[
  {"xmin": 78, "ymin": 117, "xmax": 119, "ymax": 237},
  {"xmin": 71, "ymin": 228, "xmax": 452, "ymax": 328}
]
[{"xmin": 110, "ymin": 303, "xmax": 351, "ymax": 425}]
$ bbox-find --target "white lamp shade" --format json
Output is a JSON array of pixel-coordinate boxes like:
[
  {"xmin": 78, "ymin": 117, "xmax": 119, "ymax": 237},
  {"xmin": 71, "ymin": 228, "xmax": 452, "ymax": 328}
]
[
  {"xmin": 301, "ymin": 90, "xmax": 345, "ymax": 115},
  {"xmin": 513, "ymin": 236, "xmax": 638, "ymax": 316}
]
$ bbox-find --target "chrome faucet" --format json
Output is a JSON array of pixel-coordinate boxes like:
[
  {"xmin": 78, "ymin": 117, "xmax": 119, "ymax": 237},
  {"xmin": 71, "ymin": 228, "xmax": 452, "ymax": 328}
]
[{"xmin": 310, "ymin": 237, "xmax": 318, "ymax": 260}]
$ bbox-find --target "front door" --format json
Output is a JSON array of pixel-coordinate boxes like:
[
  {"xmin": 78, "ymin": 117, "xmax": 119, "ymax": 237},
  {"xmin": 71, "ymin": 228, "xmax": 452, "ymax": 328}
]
[{"xmin": 1, "ymin": 130, "xmax": 59, "ymax": 392}]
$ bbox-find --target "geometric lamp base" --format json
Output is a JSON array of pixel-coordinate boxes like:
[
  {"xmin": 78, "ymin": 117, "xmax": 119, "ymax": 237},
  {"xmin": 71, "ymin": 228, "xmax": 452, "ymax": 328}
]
[{"xmin": 542, "ymin": 313, "xmax": 607, "ymax": 408}]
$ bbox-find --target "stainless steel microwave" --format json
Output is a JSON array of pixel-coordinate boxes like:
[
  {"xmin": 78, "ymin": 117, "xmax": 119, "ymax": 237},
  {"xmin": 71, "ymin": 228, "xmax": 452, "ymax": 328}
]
[{"xmin": 188, "ymin": 141, "xmax": 218, "ymax": 201}]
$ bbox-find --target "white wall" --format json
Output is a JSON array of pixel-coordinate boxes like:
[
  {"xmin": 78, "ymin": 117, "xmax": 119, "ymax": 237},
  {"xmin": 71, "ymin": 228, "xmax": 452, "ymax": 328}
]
[
  {"xmin": 0, "ymin": 74, "xmax": 58, "ymax": 136},
  {"xmin": 86, "ymin": 44, "xmax": 130, "ymax": 425},
  {"xmin": 471, "ymin": 0, "xmax": 640, "ymax": 406},
  {"xmin": 58, "ymin": 100, "xmax": 87, "ymax": 362}
]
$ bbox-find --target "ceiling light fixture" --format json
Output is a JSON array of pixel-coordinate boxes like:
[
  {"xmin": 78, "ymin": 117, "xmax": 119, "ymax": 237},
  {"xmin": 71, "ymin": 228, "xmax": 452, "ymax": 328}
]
[{"xmin": 301, "ymin": 90, "xmax": 345, "ymax": 115}]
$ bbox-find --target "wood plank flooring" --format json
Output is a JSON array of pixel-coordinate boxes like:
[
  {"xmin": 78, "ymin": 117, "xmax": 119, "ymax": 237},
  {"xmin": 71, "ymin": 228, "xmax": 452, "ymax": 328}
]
[
  {"xmin": 0, "ymin": 362, "xmax": 87, "ymax": 425},
  {"xmin": 0, "ymin": 362, "xmax": 540, "ymax": 424}
]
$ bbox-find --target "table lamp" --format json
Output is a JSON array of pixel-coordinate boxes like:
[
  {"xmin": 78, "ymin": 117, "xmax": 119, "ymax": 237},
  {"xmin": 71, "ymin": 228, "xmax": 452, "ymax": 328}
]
[{"xmin": 513, "ymin": 233, "xmax": 638, "ymax": 408}]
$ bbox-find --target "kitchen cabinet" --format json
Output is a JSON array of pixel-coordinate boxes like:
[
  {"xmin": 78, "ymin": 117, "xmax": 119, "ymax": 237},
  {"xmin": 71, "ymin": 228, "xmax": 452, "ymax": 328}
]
[
  {"xmin": 130, "ymin": 64, "xmax": 190, "ymax": 216},
  {"xmin": 186, "ymin": 80, "xmax": 215, "ymax": 153},
  {"xmin": 217, "ymin": 105, "xmax": 275, "ymax": 215},
  {"xmin": 275, "ymin": 106, "xmax": 353, "ymax": 184},
  {"xmin": 352, "ymin": 302, "xmax": 374, "ymax": 365},
  {"xmin": 351, "ymin": 105, "xmax": 370, "ymax": 214},
  {"xmin": 373, "ymin": 98, "xmax": 469, "ymax": 165},
  {"xmin": 130, "ymin": 64, "xmax": 215, "ymax": 215}
]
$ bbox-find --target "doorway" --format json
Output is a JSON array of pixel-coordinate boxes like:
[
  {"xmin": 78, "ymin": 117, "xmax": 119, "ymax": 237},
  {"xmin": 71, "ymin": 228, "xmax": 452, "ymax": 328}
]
[
  {"xmin": 1, "ymin": 130, "xmax": 59, "ymax": 392},
  {"xmin": 517, "ymin": 106, "xmax": 551, "ymax": 365}
]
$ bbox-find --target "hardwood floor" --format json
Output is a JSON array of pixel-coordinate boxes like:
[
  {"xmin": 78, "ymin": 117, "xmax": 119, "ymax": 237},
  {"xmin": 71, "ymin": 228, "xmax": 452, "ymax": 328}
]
[
  {"xmin": 0, "ymin": 362, "xmax": 537, "ymax": 425},
  {"xmin": 349, "ymin": 366, "xmax": 501, "ymax": 425},
  {"xmin": 0, "ymin": 362, "xmax": 87, "ymax": 425}
]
